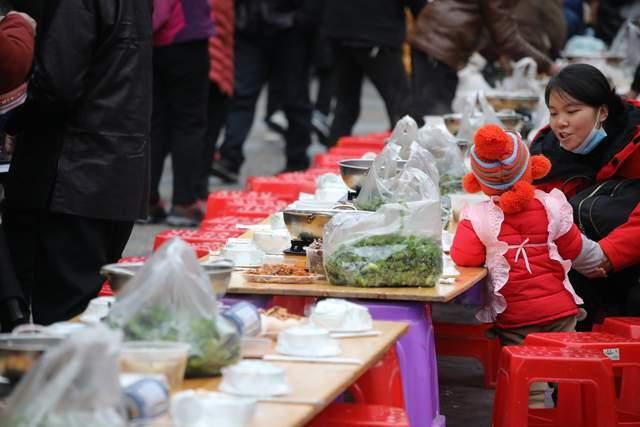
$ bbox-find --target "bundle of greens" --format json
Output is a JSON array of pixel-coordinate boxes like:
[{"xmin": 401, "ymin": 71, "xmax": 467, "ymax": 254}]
[
  {"xmin": 111, "ymin": 305, "xmax": 240, "ymax": 377},
  {"xmin": 324, "ymin": 234, "xmax": 442, "ymax": 287},
  {"xmin": 439, "ymin": 174, "xmax": 463, "ymax": 196}
]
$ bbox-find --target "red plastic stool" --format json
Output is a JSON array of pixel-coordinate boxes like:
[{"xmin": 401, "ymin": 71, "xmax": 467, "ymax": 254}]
[
  {"xmin": 349, "ymin": 346, "xmax": 405, "ymax": 407},
  {"xmin": 307, "ymin": 404, "xmax": 409, "ymax": 427},
  {"xmin": 493, "ymin": 346, "xmax": 617, "ymax": 427},
  {"xmin": 245, "ymin": 177, "xmax": 315, "ymax": 201},
  {"xmin": 434, "ymin": 322, "xmax": 501, "ymax": 387},
  {"xmin": 524, "ymin": 332, "xmax": 640, "ymax": 418},
  {"xmin": 603, "ymin": 317, "xmax": 640, "ymax": 340},
  {"xmin": 153, "ymin": 229, "xmax": 238, "ymax": 252},
  {"xmin": 269, "ymin": 296, "xmax": 317, "ymax": 316}
]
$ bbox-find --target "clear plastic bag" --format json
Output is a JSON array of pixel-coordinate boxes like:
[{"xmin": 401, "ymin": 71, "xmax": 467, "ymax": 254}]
[
  {"xmin": 355, "ymin": 141, "xmax": 440, "ymax": 211},
  {"xmin": 0, "ymin": 325, "xmax": 127, "ymax": 427},
  {"xmin": 323, "ymin": 200, "xmax": 443, "ymax": 287},
  {"xmin": 417, "ymin": 121, "xmax": 466, "ymax": 195},
  {"xmin": 498, "ymin": 58, "xmax": 541, "ymax": 95},
  {"xmin": 609, "ymin": 20, "xmax": 640, "ymax": 70},
  {"xmin": 106, "ymin": 239, "xmax": 241, "ymax": 377},
  {"xmin": 456, "ymin": 93, "xmax": 502, "ymax": 142}
]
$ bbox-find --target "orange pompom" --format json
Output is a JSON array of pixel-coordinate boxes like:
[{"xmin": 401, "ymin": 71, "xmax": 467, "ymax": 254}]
[
  {"xmin": 473, "ymin": 124, "xmax": 512, "ymax": 161},
  {"xmin": 499, "ymin": 181, "xmax": 535, "ymax": 214},
  {"xmin": 530, "ymin": 155, "xmax": 551, "ymax": 180},
  {"xmin": 462, "ymin": 173, "xmax": 482, "ymax": 193}
]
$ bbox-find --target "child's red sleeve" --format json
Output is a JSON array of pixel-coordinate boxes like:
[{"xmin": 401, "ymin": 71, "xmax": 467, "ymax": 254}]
[
  {"xmin": 450, "ymin": 219, "xmax": 486, "ymax": 267},
  {"xmin": 555, "ymin": 223, "xmax": 583, "ymax": 261}
]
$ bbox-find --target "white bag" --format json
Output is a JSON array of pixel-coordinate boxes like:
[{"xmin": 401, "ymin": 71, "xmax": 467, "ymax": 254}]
[
  {"xmin": 0, "ymin": 325, "xmax": 126, "ymax": 427},
  {"xmin": 609, "ymin": 20, "xmax": 640, "ymax": 70}
]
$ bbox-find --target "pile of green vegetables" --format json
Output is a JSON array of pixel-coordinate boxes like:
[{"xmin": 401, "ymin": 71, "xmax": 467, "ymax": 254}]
[
  {"xmin": 325, "ymin": 234, "xmax": 442, "ymax": 287},
  {"xmin": 439, "ymin": 174, "xmax": 462, "ymax": 196},
  {"xmin": 110, "ymin": 305, "xmax": 240, "ymax": 377}
]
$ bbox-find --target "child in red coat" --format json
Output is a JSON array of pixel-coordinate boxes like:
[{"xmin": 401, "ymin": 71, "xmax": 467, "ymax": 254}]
[{"xmin": 450, "ymin": 124, "xmax": 594, "ymax": 406}]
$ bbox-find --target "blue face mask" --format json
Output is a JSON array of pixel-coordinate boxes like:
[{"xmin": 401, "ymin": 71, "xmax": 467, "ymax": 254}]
[{"xmin": 569, "ymin": 110, "xmax": 607, "ymax": 155}]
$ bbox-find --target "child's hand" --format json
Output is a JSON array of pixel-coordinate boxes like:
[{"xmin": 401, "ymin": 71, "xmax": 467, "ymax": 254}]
[{"xmin": 573, "ymin": 235, "xmax": 610, "ymax": 279}]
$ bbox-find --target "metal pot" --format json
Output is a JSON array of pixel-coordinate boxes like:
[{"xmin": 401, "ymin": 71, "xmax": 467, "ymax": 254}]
[
  {"xmin": 99, "ymin": 258, "xmax": 234, "ymax": 296},
  {"xmin": 485, "ymin": 94, "xmax": 539, "ymax": 112},
  {"xmin": 283, "ymin": 208, "xmax": 366, "ymax": 244},
  {"xmin": 338, "ymin": 159, "xmax": 407, "ymax": 192},
  {"xmin": 0, "ymin": 334, "xmax": 63, "ymax": 395}
]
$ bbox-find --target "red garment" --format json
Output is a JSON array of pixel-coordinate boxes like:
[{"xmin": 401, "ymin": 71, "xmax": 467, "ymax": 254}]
[
  {"xmin": 0, "ymin": 14, "xmax": 35, "ymax": 93},
  {"xmin": 207, "ymin": 0, "xmax": 233, "ymax": 96},
  {"xmin": 451, "ymin": 198, "xmax": 582, "ymax": 328},
  {"xmin": 531, "ymin": 100, "xmax": 640, "ymax": 271}
]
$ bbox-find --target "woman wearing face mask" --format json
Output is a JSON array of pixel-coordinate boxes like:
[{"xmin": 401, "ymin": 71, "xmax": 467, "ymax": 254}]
[{"xmin": 530, "ymin": 63, "xmax": 640, "ymax": 330}]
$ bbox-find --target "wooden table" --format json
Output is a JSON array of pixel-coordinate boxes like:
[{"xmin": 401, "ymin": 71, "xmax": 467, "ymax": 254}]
[
  {"xmin": 228, "ymin": 264, "xmax": 486, "ymax": 303},
  {"xmin": 179, "ymin": 321, "xmax": 408, "ymax": 427}
]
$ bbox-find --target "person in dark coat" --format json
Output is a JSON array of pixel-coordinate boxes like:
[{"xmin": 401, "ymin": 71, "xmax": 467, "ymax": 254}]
[
  {"xmin": 0, "ymin": 7, "xmax": 34, "ymax": 332},
  {"xmin": 3, "ymin": 0, "xmax": 153, "ymax": 325}
]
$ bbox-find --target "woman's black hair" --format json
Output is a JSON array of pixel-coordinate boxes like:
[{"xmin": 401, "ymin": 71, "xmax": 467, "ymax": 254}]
[{"xmin": 545, "ymin": 64, "xmax": 626, "ymax": 127}]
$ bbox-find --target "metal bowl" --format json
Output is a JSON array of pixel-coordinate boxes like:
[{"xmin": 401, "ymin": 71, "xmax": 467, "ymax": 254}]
[
  {"xmin": 0, "ymin": 335, "xmax": 63, "ymax": 394},
  {"xmin": 338, "ymin": 159, "xmax": 407, "ymax": 192},
  {"xmin": 100, "ymin": 258, "xmax": 234, "ymax": 296},
  {"xmin": 283, "ymin": 209, "xmax": 368, "ymax": 244},
  {"xmin": 444, "ymin": 111, "xmax": 525, "ymax": 136},
  {"xmin": 485, "ymin": 94, "xmax": 539, "ymax": 112}
]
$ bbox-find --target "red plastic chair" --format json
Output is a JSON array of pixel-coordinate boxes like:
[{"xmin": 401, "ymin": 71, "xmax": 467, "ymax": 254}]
[
  {"xmin": 524, "ymin": 332, "xmax": 640, "ymax": 418},
  {"xmin": 153, "ymin": 229, "xmax": 239, "ymax": 251},
  {"xmin": 307, "ymin": 404, "xmax": 410, "ymax": 427},
  {"xmin": 349, "ymin": 346, "xmax": 405, "ymax": 408},
  {"xmin": 493, "ymin": 346, "xmax": 617, "ymax": 427},
  {"xmin": 245, "ymin": 177, "xmax": 315, "ymax": 201},
  {"xmin": 434, "ymin": 322, "xmax": 501, "ymax": 388},
  {"xmin": 603, "ymin": 317, "xmax": 640, "ymax": 340}
]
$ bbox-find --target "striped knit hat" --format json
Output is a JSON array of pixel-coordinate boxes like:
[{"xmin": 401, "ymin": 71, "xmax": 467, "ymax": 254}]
[{"xmin": 469, "ymin": 126, "xmax": 530, "ymax": 193}]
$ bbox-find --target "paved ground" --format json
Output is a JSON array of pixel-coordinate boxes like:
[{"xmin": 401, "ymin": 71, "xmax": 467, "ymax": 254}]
[{"xmin": 125, "ymin": 80, "xmax": 495, "ymax": 427}]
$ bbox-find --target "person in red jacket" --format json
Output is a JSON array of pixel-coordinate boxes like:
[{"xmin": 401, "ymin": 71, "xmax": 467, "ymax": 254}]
[
  {"xmin": 530, "ymin": 64, "xmax": 640, "ymax": 329},
  {"xmin": 451, "ymin": 124, "xmax": 593, "ymax": 406}
]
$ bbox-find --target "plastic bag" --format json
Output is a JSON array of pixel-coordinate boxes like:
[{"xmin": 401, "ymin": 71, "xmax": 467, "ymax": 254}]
[
  {"xmin": 416, "ymin": 121, "xmax": 466, "ymax": 195},
  {"xmin": 355, "ymin": 140, "xmax": 439, "ymax": 211},
  {"xmin": 609, "ymin": 20, "xmax": 640, "ymax": 70},
  {"xmin": 323, "ymin": 201, "xmax": 443, "ymax": 287},
  {"xmin": 498, "ymin": 58, "xmax": 541, "ymax": 95},
  {"xmin": 452, "ymin": 53, "xmax": 492, "ymax": 114},
  {"xmin": 107, "ymin": 239, "xmax": 241, "ymax": 377},
  {"xmin": 0, "ymin": 325, "xmax": 126, "ymax": 427},
  {"xmin": 385, "ymin": 115, "xmax": 419, "ymax": 160},
  {"xmin": 456, "ymin": 93, "xmax": 502, "ymax": 142}
]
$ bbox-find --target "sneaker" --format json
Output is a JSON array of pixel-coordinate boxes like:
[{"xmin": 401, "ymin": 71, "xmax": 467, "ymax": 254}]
[
  {"xmin": 137, "ymin": 200, "xmax": 167, "ymax": 224},
  {"xmin": 167, "ymin": 203, "xmax": 204, "ymax": 227},
  {"xmin": 265, "ymin": 110, "xmax": 288, "ymax": 135},
  {"xmin": 311, "ymin": 110, "xmax": 330, "ymax": 143},
  {"xmin": 210, "ymin": 159, "xmax": 239, "ymax": 184}
]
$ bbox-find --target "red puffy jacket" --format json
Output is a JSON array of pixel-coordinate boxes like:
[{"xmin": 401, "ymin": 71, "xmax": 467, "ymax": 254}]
[{"xmin": 451, "ymin": 198, "xmax": 582, "ymax": 328}]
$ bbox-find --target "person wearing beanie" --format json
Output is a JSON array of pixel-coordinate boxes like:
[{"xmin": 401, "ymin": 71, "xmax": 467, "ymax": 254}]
[{"xmin": 450, "ymin": 124, "xmax": 601, "ymax": 407}]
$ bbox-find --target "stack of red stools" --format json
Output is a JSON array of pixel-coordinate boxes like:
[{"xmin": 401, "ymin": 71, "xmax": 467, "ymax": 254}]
[
  {"xmin": 523, "ymin": 327, "xmax": 640, "ymax": 426},
  {"xmin": 245, "ymin": 176, "xmax": 316, "ymax": 202},
  {"xmin": 336, "ymin": 132, "xmax": 389, "ymax": 150},
  {"xmin": 492, "ymin": 345, "xmax": 618, "ymax": 427},
  {"xmin": 434, "ymin": 322, "xmax": 501, "ymax": 388},
  {"xmin": 205, "ymin": 192, "xmax": 289, "ymax": 221},
  {"xmin": 153, "ymin": 229, "xmax": 241, "ymax": 253},
  {"xmin": 199, "ymin": 215, "xmax": 263, "ymax": 233},
  {"xmin": 327, "ymin": 146, "xmax": 380, "ymax": 157}
]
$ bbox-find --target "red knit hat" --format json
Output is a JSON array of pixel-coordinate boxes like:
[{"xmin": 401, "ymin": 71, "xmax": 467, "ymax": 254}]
[{"xmin": 462, "ymin": 125, "xmax": 552, "ymax": 214}]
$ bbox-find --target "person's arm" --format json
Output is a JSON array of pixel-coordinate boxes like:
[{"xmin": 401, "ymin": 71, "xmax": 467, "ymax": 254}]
[
  {"xmin": 16, "ymin": 1, "xmax": 97, "ymax": 126},
  {"xmin": 555, "ymin": 223, "xmax": 583, "ymax": 261},
  {"xmin": 0, "ymin": 13, "xmax": 35, "ymax": 92},
  {"xmin": 481, "ymin": 0, "xmax": 556, "ymax": 74},
  {"xmin": 450, "ymin": 219, "xmax": 487, "ymax": 267},
  {"xmin": 599, "ymin": 202, "xmax": 640, "ymax": 271}
]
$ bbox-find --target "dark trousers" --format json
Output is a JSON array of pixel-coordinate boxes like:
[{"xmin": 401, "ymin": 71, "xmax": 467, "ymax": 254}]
[
  {"xmin": 0, "ymin": 226, "xmax": 22, "ymax": 304},
  {"xmin": 150, "ymin": 40, "xmax": 210, "ymax": 206},
  {"xmin": 410, "ymin": 50, "xmax": 459, "ymax": 124},
  {"xmin": 198, "ymin": 83, "xmax": 231, "ymax": 200},
  {"xmin": 328, "ymin": 44, "xmax": 410, "ymax": 146},
  {"xmin": 571, "ymin": 267, "xmax": 640, "ymax": 331},
  {"xmin": 2, "ymin": 210, "xmax": 133, "ymax": 325},
  {"xmin": 220, "ymin": 29, "xmax": 312, "ymax": 171}
]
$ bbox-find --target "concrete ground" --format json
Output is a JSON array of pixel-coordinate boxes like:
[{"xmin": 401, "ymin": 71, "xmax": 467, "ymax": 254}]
[{"xmin": 124, "ymin": 80, "xmax": 495, "ymax": 427}]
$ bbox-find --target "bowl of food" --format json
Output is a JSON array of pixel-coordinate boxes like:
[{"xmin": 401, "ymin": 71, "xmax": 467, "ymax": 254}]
[
  {"xmin": 120, "ymin": 341, "xmax": 190, "ymax": 392},
  {"xmin": 0, "ymin": 334, "xmax": 64, "ymax": 395},
  {"xmin": 100, "ymin": 258, "xmax": 234, "ymax": 295},
  {"xmin": 338, "ymin": 159, "xmax": 407, "ymax": 192}
]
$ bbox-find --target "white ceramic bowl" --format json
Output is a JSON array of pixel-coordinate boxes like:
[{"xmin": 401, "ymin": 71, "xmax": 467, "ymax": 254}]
[
  {"xmin": 276, "ymin": 325, "xmax": 340, "ymax": 357},
  {"xmin": 171, "ymin": 390, "xmax": 256, "ymax": 427},
  {"xmin": 310, "ymin": 299, "xmax": 373, "ymax": 332},
  {"xmin": 252, "ymin": 230, "xmax": 291, "ymax": 254},
  {"xmin": 220, "ymin": 360, "xmax": 290, "ymax": 397}
]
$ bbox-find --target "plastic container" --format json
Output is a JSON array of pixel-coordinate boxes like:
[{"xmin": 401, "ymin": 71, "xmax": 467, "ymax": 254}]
[
  {"xmin": 171, "ymin": 390, "xmax": 256, "ymax": 427},
  {"xmin": 120, "ymin": 342, "xmax": 190, "ymax": 392},
  {"xmin": 222, "ymin": 302, "xmax": 261, "ymax": 337},
  {"xmin": 310, "ymin": 299, "xmax": 373, "ymax": 332},
  {"xmin": 220, "ymin": 360, "xmax": 290, "ymax": 397},
  {"xmin": 276, "ymin": 325, "xmax": 341, "ymax": 357},
  {"xmin": 240, "ymin": 337, "xmax": 273, "ymax": 359},
  {"xmin": 304, "ymin": 246, "xmax": 325, "ymax": 276},
  {"xmin": 252, "ymin": 230, "xmax": 291, "ymax": 254}
]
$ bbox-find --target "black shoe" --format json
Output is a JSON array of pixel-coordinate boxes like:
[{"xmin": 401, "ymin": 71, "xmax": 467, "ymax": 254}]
[
  {"xmin": 167, "ymin": 203, "xmax": 204, "ymax": 227},
  {"xmin": 265, "ymin": 110, "xmax": 288, "ymax": 136},
  {"xmin": 0, "ymin": 298, "xmax": 29, "ymax": 333},
  {"xmin": 137, "ymin": 201, "xmax": 168, "ymax": 224},
  {"xmin": 210, "ymin": 159, "xmax": 239, "ymax": 183}
]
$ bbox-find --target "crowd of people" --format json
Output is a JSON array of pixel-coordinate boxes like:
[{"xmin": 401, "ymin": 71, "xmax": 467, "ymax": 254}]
[{"xmin": 0, "ymin": 0, "xmax": 639, "ymax": 351}]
